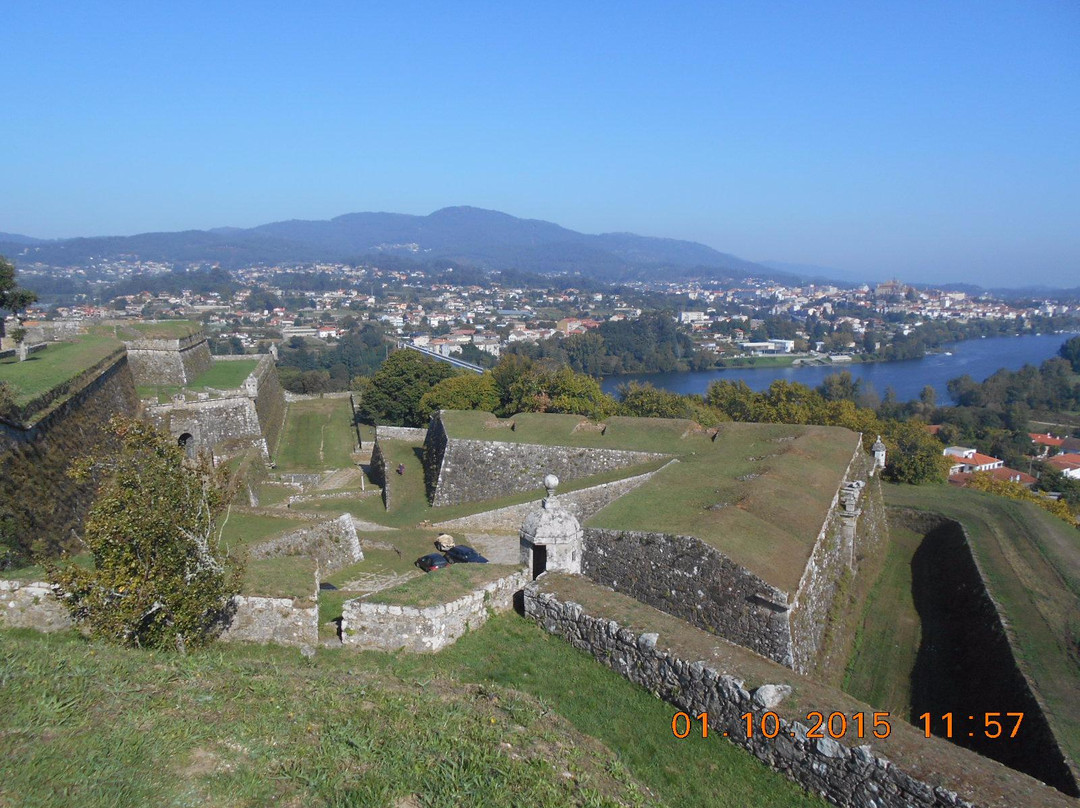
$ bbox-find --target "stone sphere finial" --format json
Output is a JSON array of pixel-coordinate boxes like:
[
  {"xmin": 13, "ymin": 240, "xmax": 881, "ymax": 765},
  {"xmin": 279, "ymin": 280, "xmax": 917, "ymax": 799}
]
[{"xmin": 543, "ymin": 474, "xmax": 559, "ymax": 497}]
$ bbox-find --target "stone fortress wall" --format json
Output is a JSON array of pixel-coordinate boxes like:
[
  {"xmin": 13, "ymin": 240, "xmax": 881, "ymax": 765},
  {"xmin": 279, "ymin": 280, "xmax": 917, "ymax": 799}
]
[
  {"xmin": 123, "ymin": 331, "xmax": 212, "ymax": 386},
  {"xmin": 582, "ymin": 527, "xmax": 797, "ymax": 665},
  {"xmin": 422, "ymin": 411, "xmax": 668, "ymax": 507},
  {"xmin": 787, "ymin": 444, "xmax": 880, "ymax": 673},
  {"xmin": 144, "ymin": 354, "xmax": 286, "ymax": 460},
  {"xmin": 524, "ymin": 579, "xmax": 1078, "ymax": 808},
  {"xmin": 0, "ymin": 350, "xmax": 139, "ymax": 555}
]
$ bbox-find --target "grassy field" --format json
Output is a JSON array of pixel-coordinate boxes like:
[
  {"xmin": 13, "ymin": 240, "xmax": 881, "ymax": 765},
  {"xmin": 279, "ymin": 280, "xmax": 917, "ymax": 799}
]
[
  {"xmin": 98, "ymin": 320, "xmax": 200, "ymax": 340},
  {"xmin": 884, "ymin": 484, "xmax": 1080, "ymax": 768},
  {"xmin": 0, "ymin": 617, "xmax": 827, "ymax": 808},
  {"xmin": 276, "ymin": 398, "xmax": 358, "ymax": 470},
  {"xmin": 240, "ymin": 556, "xmax": 317, "ymax": 599},
  {"xmin": 0, "ymin": 335, "xmax": 122, "ymax": 405},
  {"xmin": 843, "ymin": 524, "xmax": 924, "ymax": 715},
  {"xmin": 218, "ymin": 512, "xmax": 301, "ymax": 552},
  {"xmin": 191, "ymin": 359, "xmax": 258, "ymax": 389}
]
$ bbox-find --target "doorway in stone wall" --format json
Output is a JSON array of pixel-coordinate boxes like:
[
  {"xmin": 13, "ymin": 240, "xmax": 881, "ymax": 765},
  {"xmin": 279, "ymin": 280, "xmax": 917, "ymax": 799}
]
[
  {"xmin": 532, "ymin": 544, "xmax": 547, "ymax": 580},
  {"xmin": 178, "ymin": 433, "xmax": 195, "ymax": 458}
]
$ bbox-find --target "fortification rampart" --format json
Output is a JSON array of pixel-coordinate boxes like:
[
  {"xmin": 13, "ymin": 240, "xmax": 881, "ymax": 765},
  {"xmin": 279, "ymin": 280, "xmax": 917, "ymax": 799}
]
[
  {"xmin": 788, "ymin": 440, "xmax": 878, "ymax": 673},
  {"xmin": 341, "ymin": 569, "xmax": 528, "ymax": 652},
  {"xmin": 0, "ymin": 580, "xmax": 72, "ymax": 632},
  {"xmin": 524, "ymin": 577, "xmax": 1077, "ymax": 808},
  {"xmin": 144, "ymin": 355, "xmax": 285, "ymax": 460},
  {"xmin": 423, "ymin": 411, "xmax": 667, "ymax": 507},
  {"xmin": 218, "ymin": 594, "xmax": 319, "ymax": 648},
  {"xmin": 889, "ymin": 507, "xmax": 1078, "ymax": 795},
  {"xmin": 583, "ymin": 527, "xmax": 795, "ymax": 664},
  {"xmin": 0, "ymin": 351, "xmax": 138, "ymax": 558},
  {"xmin": 124, "ymin": 332, "xmax": 211, "ymax": 385}
]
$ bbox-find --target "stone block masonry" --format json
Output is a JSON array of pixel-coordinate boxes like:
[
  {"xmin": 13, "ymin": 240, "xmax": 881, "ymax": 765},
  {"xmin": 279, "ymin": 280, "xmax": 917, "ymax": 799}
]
[
  {"xmin": 218, "ymin": 595, "xmax": 319, "ymax": 648},
  {"xmin": 583, "ymin": 527, "xmax": 795, "ymax": 665},
  {"xmin": 433, "ymin": 461, "xmax": 675, "ymax": 533},
  {"xmin": 247, "ymin": 514, "xmax": 363, "ymax": 573},
  {"xmin": 423, "ymin": 412, "xmax": 668, "ymax": 507},
  {"xmin": 524, "ymin": 578, "xmax": 1077, "ymax": 808},
  {"xmin": 0, "ymin": 581, "xmax": 72, "ymax": 632},
  {"xmin": 124, "ymin": 332, "xmax": 211, "ymax": 386},
  {"xmin": 341, "ymin": 569, "xmax": 529, "ymax": 652},
  {"xmin": 2, "ymin": 579, "xmax": 320, "ymax": 648}
]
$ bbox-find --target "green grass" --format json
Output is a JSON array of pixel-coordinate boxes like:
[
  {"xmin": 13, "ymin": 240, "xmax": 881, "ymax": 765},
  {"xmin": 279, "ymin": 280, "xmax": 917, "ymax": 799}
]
[
  {"xmin": 0, "ymin": 617, "xmax": 827, "ymax": 808},
  {"xmin": 589, "ymin": 423, "xmax": 859, "ymax": 591},
  {"xmin": 884, "ymin": 483, "xmax": 1080, "ymax": 768},
  {"xmin": 116, "ymin": 320, "xmax": 199, "ymax": 339},
  {"xmin": 0, "ymin": 335, "xmax": 122, "ymax": 405},
  {"xmin": 241, "ymin": 556, "xmax": 317, "ymax": 599},
  {"xmin": 219, "ymin": 512, "xmax": 300, "ymax": 552},
  {"xmin": 189, "ymin": 359, "xmax": 258, "ymax": 389},
  {"xmin": 136, "ymin": 358, "xmax": 259, "ymax": 401},
  {"xmin": 367, "ymin": 563, "xmax": 519, "ymax": 607},
  {"xmin": 843, "ymin": 525, "xmax": 924, "ymax": 715},
  {"xmin": 276, "ymin": 398, "xmax": 358, "ymax": 470},
  {"xmin": 0, "ymin": 553, "xmax": 93, "ymax": 582}
]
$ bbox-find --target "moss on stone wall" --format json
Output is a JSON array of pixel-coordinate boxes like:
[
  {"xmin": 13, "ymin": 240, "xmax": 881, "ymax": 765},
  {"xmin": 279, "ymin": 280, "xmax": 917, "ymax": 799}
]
[{"xmin": 0, "ymin": 355, "xmax": 138, "ymax": 563}]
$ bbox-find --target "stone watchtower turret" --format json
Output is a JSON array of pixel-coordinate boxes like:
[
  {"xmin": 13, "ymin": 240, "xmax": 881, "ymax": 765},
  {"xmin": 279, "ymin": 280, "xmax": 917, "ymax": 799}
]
[
  {"xmin": 519, "ymin": 474, "xmax": 583, "ymax": 580},
  {"xmin": 871, "ymin": 435, "xmax": 887, "ymax": 475}
]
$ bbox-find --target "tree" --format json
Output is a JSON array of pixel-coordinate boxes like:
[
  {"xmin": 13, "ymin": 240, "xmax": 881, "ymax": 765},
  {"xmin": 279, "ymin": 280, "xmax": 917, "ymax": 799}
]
[
  {"xmin": 881, "ymin": 421, "xmax": 950, "ymax": 485},
  {"xmin": 1060, "ymin": 335, "xmax": 1080, "ymax": 373},
  {"xmin": 354, "ymin": 349, "xmax": 459, "ymax": 426},
  {"xmin": 419, "ymin": 373, "xmax": 500, "ymax": 420},
  {"xmin": 49, "ymin": 418, "xmax": 241, "ymax": 651},
  {"xmin": 0, "ymin": 255, "xmax": 37, "ymax": 339}
]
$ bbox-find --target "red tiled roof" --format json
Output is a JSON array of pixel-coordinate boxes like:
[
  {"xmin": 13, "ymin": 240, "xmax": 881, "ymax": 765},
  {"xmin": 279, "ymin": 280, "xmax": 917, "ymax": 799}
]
[
  {"xmin": 1046, "ymin": 455, "xmax": 1080, "ymax": 471},
  {"xmin": 968, "ymin": 452, "xmax": 1002, "ymax": 467},
  {"xmin": 949, "ymin": 467, "xmax": 1036, "ymax": 487},
  {"xmin": 925, "ymin": 425, "xmax": 942, "ymax": 435},
  {"xmin": 1029, "ymin": 433, "xmax": 1065, "ymax": 447}
]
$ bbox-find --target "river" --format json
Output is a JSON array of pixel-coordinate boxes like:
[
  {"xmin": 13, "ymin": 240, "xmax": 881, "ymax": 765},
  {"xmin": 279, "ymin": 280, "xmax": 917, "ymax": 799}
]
[{"xmin": 600, "ymin": 332, "xmax": 1077, "ymax": 404}]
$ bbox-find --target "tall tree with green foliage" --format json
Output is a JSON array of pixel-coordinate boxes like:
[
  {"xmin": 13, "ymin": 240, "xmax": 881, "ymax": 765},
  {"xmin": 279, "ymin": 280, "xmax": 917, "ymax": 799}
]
[
  {"xmin": 1060, "ymin": 335, "xmax": 1080, "ymax": 373},
  {"xmin": 353, "ymin": 349, "xmax": 459, "ymax": 427},
  {"xmin": 50, "ymin": 418, "xmax": 241, "ymax": 651},
  {"xmin": 0, "ymin": 255, "xmax": 37, "ymax": 339}
]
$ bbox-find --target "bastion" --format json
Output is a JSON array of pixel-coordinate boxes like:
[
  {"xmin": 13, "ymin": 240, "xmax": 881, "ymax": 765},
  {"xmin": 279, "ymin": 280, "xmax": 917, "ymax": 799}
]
[{"xmin": 416, "ymin": 410, "xmax": 880, "ymax": 673}]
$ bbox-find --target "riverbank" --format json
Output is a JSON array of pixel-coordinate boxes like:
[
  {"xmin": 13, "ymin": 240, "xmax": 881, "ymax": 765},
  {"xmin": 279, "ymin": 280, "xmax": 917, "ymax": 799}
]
[{"xmin": 601, "ymin": 332, "xmax": 1077, "ymax": 403}]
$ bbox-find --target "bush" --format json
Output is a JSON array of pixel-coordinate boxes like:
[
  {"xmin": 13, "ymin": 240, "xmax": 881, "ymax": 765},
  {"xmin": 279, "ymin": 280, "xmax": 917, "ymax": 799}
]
[{"xmin": 50, "ymin": 418, "xmax": 242, "ymax": 651}]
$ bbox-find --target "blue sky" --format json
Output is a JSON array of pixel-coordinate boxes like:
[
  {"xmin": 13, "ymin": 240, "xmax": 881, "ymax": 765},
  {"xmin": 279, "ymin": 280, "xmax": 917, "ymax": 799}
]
[{"xmin": 2, "ymin": 1, "xmax": 1077, "ymax": 286}]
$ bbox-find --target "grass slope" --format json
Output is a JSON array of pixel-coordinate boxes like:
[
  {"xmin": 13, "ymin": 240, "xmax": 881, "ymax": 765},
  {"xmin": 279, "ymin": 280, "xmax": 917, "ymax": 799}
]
[
  {"xmin": 0, "ymin": 335, "xmax": 122, "ymax": 405},
  {"xmin": 884, "ymin": 484, "xmax": 1080, "ymax": 768},
  {"xmin": 0, "ymin": 617, "xmax": 826, "ymax": 808},
  {"xmin": 276, "ymin": 398, "xmax": 358, "ymax": 470}
]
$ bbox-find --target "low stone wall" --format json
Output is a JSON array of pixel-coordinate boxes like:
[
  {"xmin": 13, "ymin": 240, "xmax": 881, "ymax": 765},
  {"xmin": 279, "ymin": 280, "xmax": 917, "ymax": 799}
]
[
  {"xmin": 341, "ymin": 569, "xmax": 529, "ymax": 652},
  {"xmin": 583, "ymin": 528, "xmax": 794, "ymax": 665},
  {"xmin": 523, "ymin": 581, "xmax": 1076, "ymax": 808},
  {"xmin": 0, "ymin": 580, "xmax": 72, "ymax": 632},
  {"xmin": 376, "ymin": 426, "xmax": 428, "ymax": 441},
  {"xmin": 433, "ymin": 462, "xmax": 674, "ymax": 533},
  {"xmin": 423, "ymin": 412, "xmax": 669, "ymax": 507},
  {"xmin": 218, "ymin": 594, "xmax": 318, "ymax": 647},
  {"xmin": 248, "ymin": 514, "xmax": 363, "ymax": 573}
]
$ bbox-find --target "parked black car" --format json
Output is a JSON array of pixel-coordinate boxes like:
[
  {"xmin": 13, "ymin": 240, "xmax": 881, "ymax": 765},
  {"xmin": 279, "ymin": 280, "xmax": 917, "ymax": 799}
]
[
  {"xmin": 415, "ymin": 553, "xmax": 450, "ymax": 572},
  {"xmin": 444, "ymin": 545, "xmax": 488, "ymax": 564}
]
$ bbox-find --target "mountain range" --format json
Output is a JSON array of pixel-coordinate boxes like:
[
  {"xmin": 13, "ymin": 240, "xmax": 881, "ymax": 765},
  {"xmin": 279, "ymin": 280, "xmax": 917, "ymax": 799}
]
[{"xmin": 0, "ymin": 207, "xmax": 793, "ymax": 283}]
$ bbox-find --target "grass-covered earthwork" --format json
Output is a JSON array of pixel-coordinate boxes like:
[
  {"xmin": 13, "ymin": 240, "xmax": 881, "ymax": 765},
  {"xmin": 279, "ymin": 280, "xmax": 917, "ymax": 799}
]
[
  {"xmin": 275, "ymin": 397, "xmax": 359, "ymax": 470},
  {"xmin": 0, "ymin": 335, "xmax": 122, "ymax": 406}
]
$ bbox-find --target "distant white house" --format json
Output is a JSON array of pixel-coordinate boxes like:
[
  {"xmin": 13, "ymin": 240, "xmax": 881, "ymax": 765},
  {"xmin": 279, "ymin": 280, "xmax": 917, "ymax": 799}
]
[{"xmin": 943, "ymin": 446, "xmax": 1004, "ymax": 475}]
